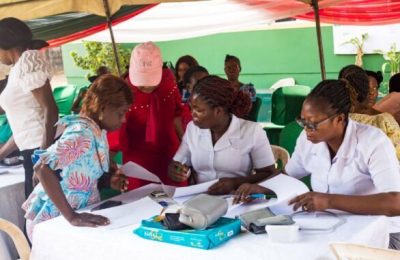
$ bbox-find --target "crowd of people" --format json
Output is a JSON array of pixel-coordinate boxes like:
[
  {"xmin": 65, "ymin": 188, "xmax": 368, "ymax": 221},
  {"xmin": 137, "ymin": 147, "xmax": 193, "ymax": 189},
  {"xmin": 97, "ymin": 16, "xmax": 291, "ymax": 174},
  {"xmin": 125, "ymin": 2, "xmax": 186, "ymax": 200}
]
[{"xmin": 2, "ymin": 17, "xmax": 400, "ymax": 250}]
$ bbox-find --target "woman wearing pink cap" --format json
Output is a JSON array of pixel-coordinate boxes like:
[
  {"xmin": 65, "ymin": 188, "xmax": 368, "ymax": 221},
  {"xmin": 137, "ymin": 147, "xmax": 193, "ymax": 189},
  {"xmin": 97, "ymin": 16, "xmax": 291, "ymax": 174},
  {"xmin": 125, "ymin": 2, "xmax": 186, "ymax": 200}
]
[{"xmin": 108, "ymin": 42, "xmax": 187, "ymax": 189}]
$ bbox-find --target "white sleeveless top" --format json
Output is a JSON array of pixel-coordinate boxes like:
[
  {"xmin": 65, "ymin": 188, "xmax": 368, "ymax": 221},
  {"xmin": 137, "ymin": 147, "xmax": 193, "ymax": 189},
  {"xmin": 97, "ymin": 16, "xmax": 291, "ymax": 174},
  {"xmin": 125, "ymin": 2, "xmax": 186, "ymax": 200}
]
[{"xmin": 0, "ymin": 50, "xmax": 52, "ymax": 150}]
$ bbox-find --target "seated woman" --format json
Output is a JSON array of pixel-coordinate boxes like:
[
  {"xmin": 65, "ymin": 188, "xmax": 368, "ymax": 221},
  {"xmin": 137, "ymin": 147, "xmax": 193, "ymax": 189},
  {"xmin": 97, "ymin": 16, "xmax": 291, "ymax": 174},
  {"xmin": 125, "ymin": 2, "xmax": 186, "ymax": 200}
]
[
  {"xmin": 168, "ymin": 75, "xmax": 275, "ymax": 195},
  {"xmin": 374, "ymin": 73, "xmax": 400, "ymax": 124},
  {"xmin": 235, "ymin": 79, "xmax": 400, "ymax": 247},
  {"xmin": 22, "ymin": 75, "xmax": 133, "ymax": 241},
  {"xmin": 365, "ymin": 70, "xmax": 383, "ymax": 107},
  {"xmin": 339, "ymin": 65, "xmax": 400, "ymax": 159}
]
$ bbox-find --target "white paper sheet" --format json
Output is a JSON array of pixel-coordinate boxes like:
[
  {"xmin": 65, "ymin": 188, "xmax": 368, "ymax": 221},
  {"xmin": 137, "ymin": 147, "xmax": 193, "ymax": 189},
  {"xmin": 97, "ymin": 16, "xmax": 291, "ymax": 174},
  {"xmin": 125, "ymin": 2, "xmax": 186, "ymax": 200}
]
[
  {"xmin": 225, "ymin": 174, "xmax": 310, "ymax": 217},
  {"xmin": 120, "ymin": 161, "xmax": 219, "ymax": 199},
  {"xmin": 96, "ymin": 196, "xmax": 163, "ymax": 230},
  {"xmin": 171, "ymin": 179, "xmax": 218, "ymax": 198},
  {"xmin": 259, "ymin": 174, "xmax": 309, "ymax": 202},
  {"xmin": 121, "ymin": 162, "xmax": 161, "ymax": 183}
]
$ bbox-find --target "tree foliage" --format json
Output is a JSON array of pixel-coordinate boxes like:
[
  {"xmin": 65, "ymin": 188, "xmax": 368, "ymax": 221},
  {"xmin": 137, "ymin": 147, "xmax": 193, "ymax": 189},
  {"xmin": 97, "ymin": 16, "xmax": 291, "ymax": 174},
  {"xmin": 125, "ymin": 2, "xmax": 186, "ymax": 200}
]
[{"xmin": 70, "ymin": 41, "xmax": 131, "ymax": 77}]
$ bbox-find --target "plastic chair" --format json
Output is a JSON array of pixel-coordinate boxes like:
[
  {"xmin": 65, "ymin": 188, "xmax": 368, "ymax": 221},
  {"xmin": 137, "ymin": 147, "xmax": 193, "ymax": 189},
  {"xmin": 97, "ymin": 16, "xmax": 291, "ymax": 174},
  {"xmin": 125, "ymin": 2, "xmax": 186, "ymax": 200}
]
[
  {"xmin": 270, "ymin": 85, "xmax": 311, "ymax": 126},
  {"xmin": 279, "ymin": 120, "xmax": 303, "ymax": 156},
  {"xmin": 0, "ymin": 218, "xmax": 30, "ymax": 260},
  {"xmin": 0, "ymin": 114, "xmax": 12, "ymax": 143},
  {"xmin": 246, "ymin": 97, "xmax": 262, "ymax": 122},
  {"xmin": 278, "ymin": 120, "xmax": 311, "ymax": 189},
  {"xmin": 330, "ymin": 243, "xmax": 400, "ymax": 260},
  {"xmin": 52, "ymin": 85, "xmax": 78, "ymax": 116},
  {"xmin": 271, "ymin": 145, "xmax": 290, "ymax": 169}
]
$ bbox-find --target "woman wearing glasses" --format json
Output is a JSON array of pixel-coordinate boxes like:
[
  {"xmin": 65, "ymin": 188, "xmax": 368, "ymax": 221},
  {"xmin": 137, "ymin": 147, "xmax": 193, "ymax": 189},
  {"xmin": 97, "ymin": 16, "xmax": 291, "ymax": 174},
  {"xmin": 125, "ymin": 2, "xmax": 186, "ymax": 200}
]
[{"xmin": 235, "ymin": 79, "xmax": 400, "ymax": 223}]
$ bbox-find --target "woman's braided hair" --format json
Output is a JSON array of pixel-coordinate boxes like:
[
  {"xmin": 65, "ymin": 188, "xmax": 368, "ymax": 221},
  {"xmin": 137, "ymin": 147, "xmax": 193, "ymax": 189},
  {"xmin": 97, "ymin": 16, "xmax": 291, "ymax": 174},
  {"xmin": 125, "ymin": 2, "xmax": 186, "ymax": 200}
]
[
  {"xmin": 306, "ymin": 79, "xmax": 356, "ymax": 120},
  {"xmin": 338, "ymin": 64, "xmax": 369, "ymax": 103},
  {"xmin": 192, "ymin": 75, "xmax": 251, "ymax": 118}
]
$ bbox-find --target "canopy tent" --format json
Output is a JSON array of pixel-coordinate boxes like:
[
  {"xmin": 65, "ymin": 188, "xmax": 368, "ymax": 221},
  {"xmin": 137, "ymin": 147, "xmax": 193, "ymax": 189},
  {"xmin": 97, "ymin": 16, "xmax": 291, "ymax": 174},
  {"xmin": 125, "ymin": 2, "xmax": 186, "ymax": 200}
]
[
  {"xmin": 0, "ymin": 0, "xmax": 193, "ymax": 20},
  {"xmin": 75, "ymin": 0, "xmax": 343, "ymax": 43},
  {"xmin": 2, "ymin": 0, "xmax": 400, "ymax": 78}
]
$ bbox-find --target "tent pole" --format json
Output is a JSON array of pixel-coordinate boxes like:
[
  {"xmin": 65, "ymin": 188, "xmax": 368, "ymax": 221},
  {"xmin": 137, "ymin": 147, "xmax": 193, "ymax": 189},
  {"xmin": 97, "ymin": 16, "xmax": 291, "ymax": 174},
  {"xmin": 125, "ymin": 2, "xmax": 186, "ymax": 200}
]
[
  {"xmin": 311, "ymin": 0, "xmax": 326, "ymax": 80},
  {"xmin": 103, "ymin": 0, "xmax": 122, "ymax": 76}
]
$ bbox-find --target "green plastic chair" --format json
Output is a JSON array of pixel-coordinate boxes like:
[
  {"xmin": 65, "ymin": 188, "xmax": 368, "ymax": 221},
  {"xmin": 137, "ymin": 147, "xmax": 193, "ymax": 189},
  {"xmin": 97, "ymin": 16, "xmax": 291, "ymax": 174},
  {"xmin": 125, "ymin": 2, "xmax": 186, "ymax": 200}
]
[
  {"xmin": 0, "ymin": 114, "xmax": 12, "ymax": 144},
  {"xmin": 246, "ymin": 97, "xmax": 262, "ymax": 122},
  {"xmin": 53, "ymin": 85, "xmax": 78, "ymax": 116},
  {"xmin": 271, "ymin": 85, "xmax": 311, "ymax": 125},
  {"xmin": 264, "ymin": 85, "xmax": 310, "ymax": 145},
  {"xmin": 279, "ymin": 120, "xmax": 311, "ymax": 189},
  {"xmin": 279, "ymin": 121, "xmax": 303, "ymax": 156}
]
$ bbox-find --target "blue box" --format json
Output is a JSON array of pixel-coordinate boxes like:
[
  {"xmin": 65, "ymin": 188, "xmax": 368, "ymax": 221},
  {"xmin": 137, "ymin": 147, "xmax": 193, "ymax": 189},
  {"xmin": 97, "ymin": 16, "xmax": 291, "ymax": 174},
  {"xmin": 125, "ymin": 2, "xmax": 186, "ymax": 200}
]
[{"xmin": 134, "ymin": 216, "xmax": 241, "ymax": 250}]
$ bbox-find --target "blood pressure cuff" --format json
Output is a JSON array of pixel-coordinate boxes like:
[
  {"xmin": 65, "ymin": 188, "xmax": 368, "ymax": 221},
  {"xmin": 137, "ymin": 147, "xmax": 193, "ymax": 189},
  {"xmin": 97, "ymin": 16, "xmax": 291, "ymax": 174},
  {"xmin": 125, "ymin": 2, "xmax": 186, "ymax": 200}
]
[
  {"xmin": 239, "ymin": 207, "xmax": 295, "ymax": 234},
  {"xmin": 179, "ymin": 194, "xmax": 228, "ymax": 230},
  {"xmin": 161, "ymin": 213, "xmax": 190, "ymax": 230}
]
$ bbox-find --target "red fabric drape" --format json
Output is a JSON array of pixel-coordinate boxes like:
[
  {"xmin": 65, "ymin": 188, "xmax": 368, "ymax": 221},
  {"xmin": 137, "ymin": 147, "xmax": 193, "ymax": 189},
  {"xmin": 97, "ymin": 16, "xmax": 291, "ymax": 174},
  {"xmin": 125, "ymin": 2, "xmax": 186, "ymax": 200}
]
[
  {"xmin": 239, "ymin": 0, "xmax": 400, "ymax": 25},
  {"xmin": 296, "ymin": 0, "xmax": 400, "ymax": 25},
  {"xmin": 47, "ymin": 4, "xmax": 157, "ymax": 47}
]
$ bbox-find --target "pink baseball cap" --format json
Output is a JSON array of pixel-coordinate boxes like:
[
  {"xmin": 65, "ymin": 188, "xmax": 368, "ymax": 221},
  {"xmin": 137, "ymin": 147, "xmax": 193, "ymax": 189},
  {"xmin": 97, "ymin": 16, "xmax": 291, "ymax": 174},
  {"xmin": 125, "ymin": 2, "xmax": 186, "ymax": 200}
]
[{"xmin": 129, "ymin": 42, "xmax": 163, "ymax": 87}]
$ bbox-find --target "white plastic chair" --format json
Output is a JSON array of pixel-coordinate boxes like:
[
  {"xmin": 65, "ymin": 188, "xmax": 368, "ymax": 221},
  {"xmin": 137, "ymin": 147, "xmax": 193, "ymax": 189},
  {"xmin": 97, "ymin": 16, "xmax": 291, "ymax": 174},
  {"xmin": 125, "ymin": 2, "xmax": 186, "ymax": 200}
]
[
  {"xmin": 271, "ymin": 145, "xmax": 290, "ymax": 168},
  {"xmin": 0, "ymin": 218, "xmax": 30, "ymax": 260},
  {"xmin": 330, "ymin": 243, "xmax": 400, "ymax": 260}
]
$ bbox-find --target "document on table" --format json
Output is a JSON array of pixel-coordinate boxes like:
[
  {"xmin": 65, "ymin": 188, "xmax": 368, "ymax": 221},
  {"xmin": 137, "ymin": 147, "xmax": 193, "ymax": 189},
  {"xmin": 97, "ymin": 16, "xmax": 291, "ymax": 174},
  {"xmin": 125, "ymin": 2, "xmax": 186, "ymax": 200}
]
[
  {"xmin": 98, "ymin": 196, "xmax": 163, "ymax": 230},
  {"xmin": 121, "ymin": 161, "xmax": 218, "ymax": 198},
  {"xmin": 226, "ymin": 174, "xmax": 310, "ymax": 216},
  {"xmin": 170, "ymin": 179, "xmax": 218, "ymax": 198}
]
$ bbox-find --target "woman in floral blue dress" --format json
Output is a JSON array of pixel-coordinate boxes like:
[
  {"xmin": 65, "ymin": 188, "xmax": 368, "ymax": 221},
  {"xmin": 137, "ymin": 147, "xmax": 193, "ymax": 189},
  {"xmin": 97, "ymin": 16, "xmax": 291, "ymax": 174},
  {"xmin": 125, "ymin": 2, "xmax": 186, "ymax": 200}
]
[{"xmin": 22, "ymin": 75, "xmax": 133, "ymax": 241}]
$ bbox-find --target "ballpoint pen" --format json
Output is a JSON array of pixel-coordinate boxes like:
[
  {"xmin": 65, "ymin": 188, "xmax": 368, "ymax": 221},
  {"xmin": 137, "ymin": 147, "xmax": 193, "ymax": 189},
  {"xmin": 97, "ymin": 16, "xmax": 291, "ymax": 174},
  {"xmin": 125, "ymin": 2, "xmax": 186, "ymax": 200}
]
[{"xmin": 247, "ymin": 193, "xmax": 267, "ymax": 199}]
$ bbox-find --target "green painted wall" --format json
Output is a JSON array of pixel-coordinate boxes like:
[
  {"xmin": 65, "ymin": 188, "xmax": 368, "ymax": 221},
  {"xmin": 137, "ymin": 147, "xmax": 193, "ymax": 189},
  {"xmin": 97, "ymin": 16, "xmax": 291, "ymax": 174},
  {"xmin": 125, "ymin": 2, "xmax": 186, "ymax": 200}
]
[{"xmin": 62, "ymin": 25, "xmax": 387, "ymax": 91}]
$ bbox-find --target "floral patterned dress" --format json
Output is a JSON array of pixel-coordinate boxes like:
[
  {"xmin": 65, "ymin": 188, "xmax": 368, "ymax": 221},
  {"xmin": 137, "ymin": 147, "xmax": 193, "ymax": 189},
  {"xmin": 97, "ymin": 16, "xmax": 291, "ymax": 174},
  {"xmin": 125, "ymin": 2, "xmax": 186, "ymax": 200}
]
[{"xmin": 22, "ymin": 115, "xmax": 109, "ymax": 238}]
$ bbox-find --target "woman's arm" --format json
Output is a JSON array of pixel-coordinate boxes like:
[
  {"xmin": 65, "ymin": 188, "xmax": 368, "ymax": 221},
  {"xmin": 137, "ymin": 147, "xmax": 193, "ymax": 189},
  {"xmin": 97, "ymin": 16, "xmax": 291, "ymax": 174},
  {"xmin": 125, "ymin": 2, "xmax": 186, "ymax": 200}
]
[
  {"xmin": 174, "ymin": 116, "xmax": 184, "ymax": 141},
  {"xmin": 208, "ymin": 165, "xmax": 276, "ymax": 195},
  {"xmin": 31, "ymin": 80, "xmax": 59, "ymax": 149},
  {"xmin": 0, "ymin": 136, "xmax": 18, "ymax": 161},
  {"xmin": 289, "ymin": 192, "xmax": 400, "ymax": 216},
  {"xmin": 35, "ymin": 163, "xmax": 110, "ymax": 226}
]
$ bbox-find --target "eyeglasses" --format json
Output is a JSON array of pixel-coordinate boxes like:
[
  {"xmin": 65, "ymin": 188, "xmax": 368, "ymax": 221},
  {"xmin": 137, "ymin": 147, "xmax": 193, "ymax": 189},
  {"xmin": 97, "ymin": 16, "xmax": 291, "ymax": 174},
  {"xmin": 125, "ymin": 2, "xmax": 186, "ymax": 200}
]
[{"xmin": 296, "ymin": 114, "xmax": 337, "ymax": 131}]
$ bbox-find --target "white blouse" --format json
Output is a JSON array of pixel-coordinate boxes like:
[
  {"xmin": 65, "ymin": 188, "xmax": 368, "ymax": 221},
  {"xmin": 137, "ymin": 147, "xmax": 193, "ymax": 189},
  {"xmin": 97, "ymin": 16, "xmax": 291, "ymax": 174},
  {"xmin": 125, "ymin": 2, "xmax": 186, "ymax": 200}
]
[
  {"xmin": 173, "ymin": 115, "xmax": 275, "ymax": 183},
  {"xmin": 286, "ymin": 119, "xmax": 400, "ymax": 195},
  {"xmin": 0, "ymin": 50, "xmax": 52, "ymax": 150}
]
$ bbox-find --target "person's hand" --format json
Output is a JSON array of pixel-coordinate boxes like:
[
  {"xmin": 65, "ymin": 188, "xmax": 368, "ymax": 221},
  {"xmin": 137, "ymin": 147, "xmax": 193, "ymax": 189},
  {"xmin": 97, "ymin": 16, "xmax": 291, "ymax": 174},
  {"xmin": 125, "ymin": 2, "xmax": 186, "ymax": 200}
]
[
  {"xmin": 207, "ymin": 178, "xmax": 238, "ymax": 195},
  {"xmin": 110, "ymin": 169, "xmax": 129, "ymax": 192},
  {"xmin": 233, "ymin": 183, "xmax": 270, "ymax": 204},
  {"xmin": 68, "ymin": 212, "xmax": 110, "ymax": 227},
  {"xmin": 168, "ymin": 161, "xmax": 190, "ymax": 182},
  {"xmin": 289, "ymin": 192, "xmax": 330, "ymax": 212}
]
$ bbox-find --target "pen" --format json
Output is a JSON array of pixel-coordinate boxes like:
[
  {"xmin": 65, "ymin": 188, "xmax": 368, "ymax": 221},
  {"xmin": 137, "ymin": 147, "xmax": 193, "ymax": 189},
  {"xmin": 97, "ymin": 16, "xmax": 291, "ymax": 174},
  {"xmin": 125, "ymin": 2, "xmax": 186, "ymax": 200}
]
[
  {"xmin": 222, "ymin": 193, "xmax": 267, "ymax": 199},
  {"xmin": 247, "ymin": 193, "xmax": 267, "ymax": 199},
  {"xmin": 180, "ymin": 159, "xmax": 191, "ymax": 177}
]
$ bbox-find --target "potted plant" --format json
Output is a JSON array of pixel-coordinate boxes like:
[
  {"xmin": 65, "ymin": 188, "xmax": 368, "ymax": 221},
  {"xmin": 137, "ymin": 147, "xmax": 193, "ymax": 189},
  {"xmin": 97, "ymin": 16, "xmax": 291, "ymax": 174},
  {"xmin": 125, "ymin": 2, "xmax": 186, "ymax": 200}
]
[
  {"xmin": 376, "ymin": 43, "xmax": 400, "ymax": 76},
  {"xmin": 342, "ymin": 33, "xmax": 368, "ymax": 67}
]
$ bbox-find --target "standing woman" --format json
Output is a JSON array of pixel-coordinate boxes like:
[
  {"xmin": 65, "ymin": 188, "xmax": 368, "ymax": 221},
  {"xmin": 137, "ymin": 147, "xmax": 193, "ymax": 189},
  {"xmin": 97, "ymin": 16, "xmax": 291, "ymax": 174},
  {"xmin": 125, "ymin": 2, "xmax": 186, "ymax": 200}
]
[
  {"xmin": 110, "ymin": 42, "xmax": 186, "ymax": 189},
  {"xmin": 22, "ymin": 75, "xmax": 132, "ymax": 241},
  {"xmin": 0, "ymin": 18, "xmax": 59, "ymax": 198},
  {"xmin": 224, "ymin": 54, "xmax": 257, "ymax": 103}
]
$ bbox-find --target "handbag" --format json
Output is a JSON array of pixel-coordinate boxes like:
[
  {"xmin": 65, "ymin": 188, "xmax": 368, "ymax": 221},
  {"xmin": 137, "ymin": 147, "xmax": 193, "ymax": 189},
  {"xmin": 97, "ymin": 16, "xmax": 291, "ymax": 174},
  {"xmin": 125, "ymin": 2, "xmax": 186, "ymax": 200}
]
[{"xmin": 179, "ymin": 194, "xmax": 228, "ymax": 230}]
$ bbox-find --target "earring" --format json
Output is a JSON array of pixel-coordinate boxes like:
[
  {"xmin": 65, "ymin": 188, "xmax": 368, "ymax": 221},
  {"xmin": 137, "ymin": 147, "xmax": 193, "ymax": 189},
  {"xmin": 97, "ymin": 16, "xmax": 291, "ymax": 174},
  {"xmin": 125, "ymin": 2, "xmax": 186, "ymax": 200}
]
[{"xmin": 99, "ymin": 112, "xmax": 104, "ymax": 121}]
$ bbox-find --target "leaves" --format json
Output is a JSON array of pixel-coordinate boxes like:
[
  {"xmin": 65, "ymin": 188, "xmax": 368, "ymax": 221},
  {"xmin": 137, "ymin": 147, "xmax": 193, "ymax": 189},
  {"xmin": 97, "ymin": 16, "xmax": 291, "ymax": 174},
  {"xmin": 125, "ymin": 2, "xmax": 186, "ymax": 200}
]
[
  {"xmin": 70, "ymin": 41, "xmax": 131, "ymax": 77},
  {"xmin": 377, "ymin": 43, "xmax": 400, "ymax": 76}
]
